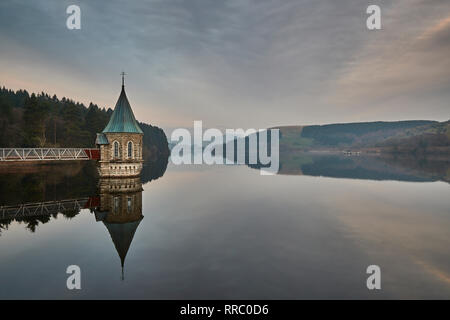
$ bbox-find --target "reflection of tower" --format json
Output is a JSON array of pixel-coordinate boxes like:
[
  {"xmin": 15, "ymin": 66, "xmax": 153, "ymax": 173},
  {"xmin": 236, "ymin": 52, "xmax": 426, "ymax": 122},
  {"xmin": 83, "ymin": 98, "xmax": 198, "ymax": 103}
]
[{"xmin": 93, "ymin": 177, "xmax": 143, "ymax": 280}]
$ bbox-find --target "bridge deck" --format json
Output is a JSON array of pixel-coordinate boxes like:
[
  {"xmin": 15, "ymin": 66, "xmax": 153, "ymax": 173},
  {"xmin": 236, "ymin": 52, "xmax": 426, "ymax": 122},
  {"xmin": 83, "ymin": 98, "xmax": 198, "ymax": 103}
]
[{"xmin": 0, "ymin": 148, "xmax": 99, "ymax": 161}]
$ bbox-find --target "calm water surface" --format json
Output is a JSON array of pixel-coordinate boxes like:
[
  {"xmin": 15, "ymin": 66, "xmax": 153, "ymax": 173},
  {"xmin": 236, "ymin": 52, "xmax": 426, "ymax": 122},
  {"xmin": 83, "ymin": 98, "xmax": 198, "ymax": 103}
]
[{"xmin": 0, "ymin": 155, "xmax": 449, "ymax": 299}]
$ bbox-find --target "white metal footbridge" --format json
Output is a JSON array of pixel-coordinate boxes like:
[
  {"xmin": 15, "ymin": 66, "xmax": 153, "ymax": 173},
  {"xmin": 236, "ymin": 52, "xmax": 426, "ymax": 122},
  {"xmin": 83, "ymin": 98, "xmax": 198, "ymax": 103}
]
[{"xmin": 0, "ymin": 148, "xmax": 99, "ymax": 161}]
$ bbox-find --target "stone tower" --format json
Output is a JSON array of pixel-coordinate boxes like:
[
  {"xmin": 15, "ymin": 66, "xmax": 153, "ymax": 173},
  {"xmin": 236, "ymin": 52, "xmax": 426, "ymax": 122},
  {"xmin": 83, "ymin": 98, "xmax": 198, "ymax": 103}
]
[{"xmin": 95, "ymin": 75, "xmax": 144, "ymax": 177}]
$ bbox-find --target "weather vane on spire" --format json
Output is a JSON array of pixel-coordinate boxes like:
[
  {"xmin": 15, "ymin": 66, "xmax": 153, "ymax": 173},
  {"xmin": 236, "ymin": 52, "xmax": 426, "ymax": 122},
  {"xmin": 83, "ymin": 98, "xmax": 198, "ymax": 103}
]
[{"xmin": 121, "ymin": 71, "xmax": 126, "ymax": 87}]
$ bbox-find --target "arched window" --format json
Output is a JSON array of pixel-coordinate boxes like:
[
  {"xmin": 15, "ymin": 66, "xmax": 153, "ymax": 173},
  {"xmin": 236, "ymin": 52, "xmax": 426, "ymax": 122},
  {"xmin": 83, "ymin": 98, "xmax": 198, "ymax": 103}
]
[
  {"xmin": 114, "ymin": 141, "xmax": 119, "ymax": 158},
  {"xmin": 127, "ymin": 141, "xmax": 133, "ymax": 158},
  {"xmin": 127, "ymin": 196, "xmax": 132, "ymax": 213},
  {"xmin": 114, "ymin": 196, "xmax": 120, "ymax": 214}
]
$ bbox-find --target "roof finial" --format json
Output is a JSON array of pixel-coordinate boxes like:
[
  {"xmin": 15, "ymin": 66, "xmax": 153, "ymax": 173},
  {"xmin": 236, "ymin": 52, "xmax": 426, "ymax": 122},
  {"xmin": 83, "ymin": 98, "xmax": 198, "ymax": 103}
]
[
  {"xmin": 121, "ymin": 257, "xmax": 125, "ymax": 281},
  {"xmin": 121, "ymin": 71, "xmax": 126, "ymax": 88}
]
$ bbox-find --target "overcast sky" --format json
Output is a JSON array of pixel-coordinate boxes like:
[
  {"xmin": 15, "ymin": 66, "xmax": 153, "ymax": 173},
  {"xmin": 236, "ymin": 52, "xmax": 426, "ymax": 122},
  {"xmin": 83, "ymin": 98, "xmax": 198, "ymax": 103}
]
[{"xmin": 0, "ymin": 0, "xmax": 449, "ymax": 132}]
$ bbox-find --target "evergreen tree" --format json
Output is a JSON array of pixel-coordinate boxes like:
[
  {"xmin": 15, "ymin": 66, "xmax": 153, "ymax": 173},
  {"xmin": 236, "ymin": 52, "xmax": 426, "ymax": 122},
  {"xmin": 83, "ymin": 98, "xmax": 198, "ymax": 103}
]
[
  {"xmin": 0, "ymin": 86, "xmax": 168, "ymax": 153},
  {"xmin": 23, "ymin": 94, "xmax": 49, "ymax": 147}
]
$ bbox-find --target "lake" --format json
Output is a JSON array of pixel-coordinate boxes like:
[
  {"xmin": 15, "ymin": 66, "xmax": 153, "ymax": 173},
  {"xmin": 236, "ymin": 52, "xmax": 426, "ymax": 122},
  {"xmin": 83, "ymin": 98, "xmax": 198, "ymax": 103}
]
[{"xmin": 0, "ymin": 153, "xmax": 449, "ymax": 299}]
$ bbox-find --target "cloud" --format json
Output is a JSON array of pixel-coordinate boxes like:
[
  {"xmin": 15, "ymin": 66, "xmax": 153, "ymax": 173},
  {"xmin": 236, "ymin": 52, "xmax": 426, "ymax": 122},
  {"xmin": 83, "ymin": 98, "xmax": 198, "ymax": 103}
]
[
  {"xmin": 0, "ymin": 0, "xmax": 449, "ymax": 129},
  {"xmin": 329, "ymin": 0, "xmax": 450, "ymax": 120}
]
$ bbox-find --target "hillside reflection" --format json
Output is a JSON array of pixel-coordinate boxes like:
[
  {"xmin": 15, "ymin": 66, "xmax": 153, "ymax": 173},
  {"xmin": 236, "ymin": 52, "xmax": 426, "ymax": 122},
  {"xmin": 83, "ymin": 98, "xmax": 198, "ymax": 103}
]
[{"xmin": 251, "ymin": 151, "xmax": 450, "ymax": 183}]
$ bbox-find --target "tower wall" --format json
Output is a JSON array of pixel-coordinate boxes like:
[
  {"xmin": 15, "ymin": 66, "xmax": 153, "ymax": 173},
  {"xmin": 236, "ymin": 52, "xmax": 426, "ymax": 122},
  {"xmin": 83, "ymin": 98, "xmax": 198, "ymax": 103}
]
[{"xmin": 98, "ymin": 133, "xmax": 143, "ymax": 177}]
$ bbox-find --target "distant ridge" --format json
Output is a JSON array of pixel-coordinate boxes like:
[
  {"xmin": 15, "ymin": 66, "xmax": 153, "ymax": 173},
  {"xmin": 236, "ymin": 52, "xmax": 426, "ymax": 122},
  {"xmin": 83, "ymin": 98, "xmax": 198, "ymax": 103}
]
[{"xmin": 274, "ymin": 120, "xmax": 450, "ymax": 155}]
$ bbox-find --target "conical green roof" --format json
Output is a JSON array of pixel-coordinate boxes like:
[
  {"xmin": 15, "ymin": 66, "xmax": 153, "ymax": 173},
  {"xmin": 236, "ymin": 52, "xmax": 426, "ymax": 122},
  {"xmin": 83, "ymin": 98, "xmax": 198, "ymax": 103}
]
[{"xmin": 102, "ymin": 85, "xmax": 143, "ymax": 134}]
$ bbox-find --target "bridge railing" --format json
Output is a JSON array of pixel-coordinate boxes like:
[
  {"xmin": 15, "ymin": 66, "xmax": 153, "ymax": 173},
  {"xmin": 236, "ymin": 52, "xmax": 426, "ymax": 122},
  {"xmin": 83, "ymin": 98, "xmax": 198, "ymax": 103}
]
[
  {"xmin": 0, "ymin": 148, "xmax": 99, "ymax": 161},
  {"xmin": 0, "ymin": 198, "xmax": 91, "ymax": 220}
]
